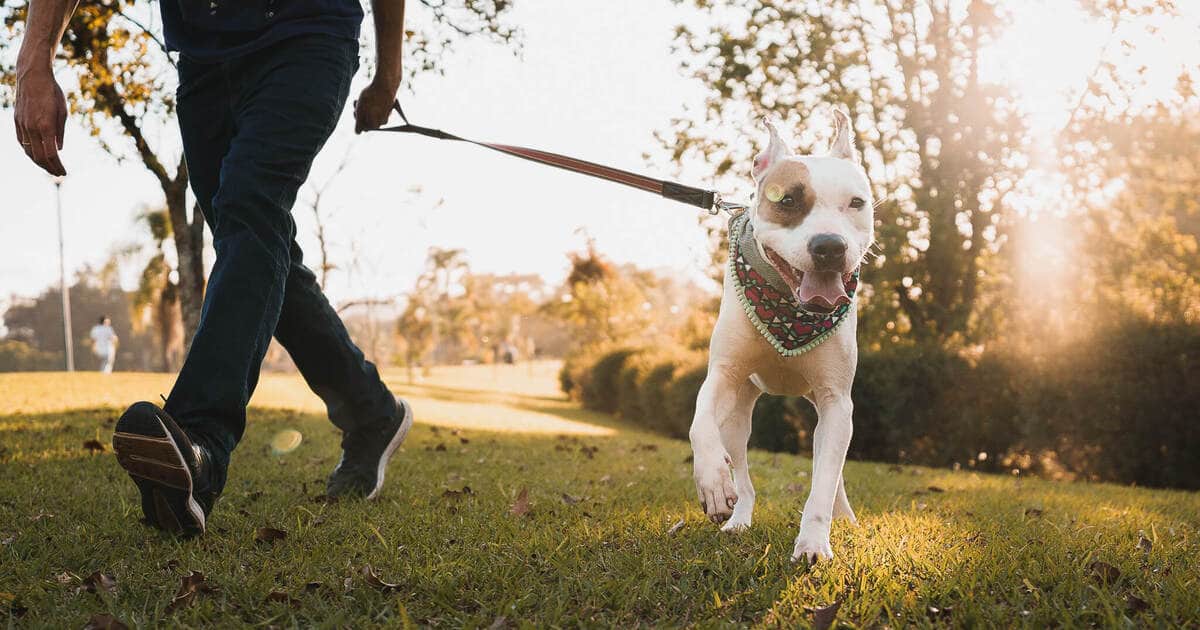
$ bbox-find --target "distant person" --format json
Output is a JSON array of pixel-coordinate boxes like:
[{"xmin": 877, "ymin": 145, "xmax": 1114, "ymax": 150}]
[
  {"xmin": 15, "ymin": 0, "xmax": 415, "ymax": 535},
  {"xmin": 89, "ymin": 316, "xmax": 118, "ymax": 373}
]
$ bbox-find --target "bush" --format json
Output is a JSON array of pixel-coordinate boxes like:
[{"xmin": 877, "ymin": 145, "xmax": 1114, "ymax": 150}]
[
  {"xmin": 560, "ymin": 319, "xmax": 1200, "ymax": 489},
  {"xmin": 0, "ymin": 340, "xmax": 61, "ymax": 372},
  {"xmin": 580, "ymin": 348, "xmax": 638, "ymax": 413}
]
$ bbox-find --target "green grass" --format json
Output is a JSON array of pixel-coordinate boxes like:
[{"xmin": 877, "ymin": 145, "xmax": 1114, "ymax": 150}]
[{"xmin": 1, "ymin": 363, "xmax": 1198, "ymax": 628}]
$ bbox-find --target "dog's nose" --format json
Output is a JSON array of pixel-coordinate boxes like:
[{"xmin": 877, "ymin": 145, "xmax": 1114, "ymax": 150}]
[{"xmin": 808, "ymin": 233, "xmax": 848, "ymax": 269}]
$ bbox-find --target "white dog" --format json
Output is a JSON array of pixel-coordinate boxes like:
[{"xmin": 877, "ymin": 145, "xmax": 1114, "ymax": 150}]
[{"xmin": 689, "ymin": 110, "xmax": 874, "ymax": 563}]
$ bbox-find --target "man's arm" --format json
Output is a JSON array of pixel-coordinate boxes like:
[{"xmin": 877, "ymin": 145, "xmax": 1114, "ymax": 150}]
[
  {"xmin": 354, "ymin": 0, "xmax": 406, "ymax": 134},
  {"xmin": 14, "ymin": 0, "xmax": 81, "ymax": 176}
]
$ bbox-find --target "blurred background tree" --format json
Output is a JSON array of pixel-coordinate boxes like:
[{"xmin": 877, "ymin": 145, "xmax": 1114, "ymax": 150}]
[{"xmin": 0, "ymin": 0, "xmax": 520, "ymax": 347}]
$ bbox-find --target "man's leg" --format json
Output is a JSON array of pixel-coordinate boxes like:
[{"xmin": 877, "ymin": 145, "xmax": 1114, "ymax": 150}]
[{"xmin": 114, "ymin": 34, "xmax": 364, "ymax": 534}]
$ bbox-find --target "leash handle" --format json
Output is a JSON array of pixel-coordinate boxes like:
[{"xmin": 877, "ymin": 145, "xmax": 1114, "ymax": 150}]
[{"xmin": 382, "ymin": 101, "xmax": 746, "ymax": 215}]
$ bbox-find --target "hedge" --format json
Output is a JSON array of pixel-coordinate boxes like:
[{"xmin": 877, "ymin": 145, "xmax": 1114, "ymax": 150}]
[{"xmin": 562, "ymin": 319, "xmax": 1200, "ymax": 490}]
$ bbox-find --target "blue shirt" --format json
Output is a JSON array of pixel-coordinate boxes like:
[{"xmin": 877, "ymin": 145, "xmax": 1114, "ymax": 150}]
[{"xmin": 161, "ymin": 0, "xmax": 364, "ymax": 63}]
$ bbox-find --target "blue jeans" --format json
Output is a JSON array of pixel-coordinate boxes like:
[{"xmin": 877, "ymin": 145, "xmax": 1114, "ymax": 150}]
[{"xmin": 168, "ymin": 34, "xmax": 397, "ymax": 490}]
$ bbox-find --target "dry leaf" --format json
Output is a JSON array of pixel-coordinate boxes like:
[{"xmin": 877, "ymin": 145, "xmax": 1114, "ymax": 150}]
[
  {"xmin": 166, "ymin": 571, "xmax": 217, "ymax": 613},
  {"xmin": 1125, "ymin": 594, "xmax": 1150, "ymax": 614},
  {"xmin": 263, "ymin": 591, "xmax": 302, "ymax": 609},
  {"xmin": 598, "ymin": 475, "xmax": 612, "ymax": 485},
  {"xmin": 509, "ymin": 488, "xmax": 532, "ymax": 517},
  {"xmin": 55, "ymin": 571, "xmax": 77, "ymax": 585},
  {"xmin": 83, "ymin": 613, "xmax": 128, "ymax": 630},
  {"xmin": 1137, "ymin": 535, "xmax": 1152, "ymax": 555},
  {"xmin": 667, "ymin": 519, "xmax": 686, "ymax": 536},
  {"xmin": 362, "ymin": 565, "xmax": 401, "ymax": 593},
  {"xmin": 806, "ymin": 599, "xmax": 841, "ymax": 630},
  {"xmin": 441, "ymin": 486, "xmax": 473, "ymax": 500},
  {"xmin": 1024, "ymin": 508, "xmax": 1044, "ymax": 517},
  {"xmin": 434, "ymin": 443, "xmax": 447, "ymax": 452},
  {"xmin": 580, "ymin": 445, "xmax": 599, "ymax": 458},
  {"xmin": 82, "ymin": 439, "xmax": 106, "ymax": 454},
  {"xmin": 79, "ymin": 571, "xmax": 117, "ymax": 595},
  {"xmin": 254, "ymin": 527, "xmax": 288, "ymax": 545},
  {"xmin": 561, "ymin": 493, "xmax": 583, "ymax": 505},
  {"xmin": 926, "ymin": 485, "xmax": 945, "ymax": 493},
  {"xmin": 1088, "ymin": 560, "xmax": 1121, "ymax": 585}
]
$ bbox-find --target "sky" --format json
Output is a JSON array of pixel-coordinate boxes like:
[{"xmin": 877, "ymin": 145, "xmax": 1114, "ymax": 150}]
[{"xmin": 1, "ymin": 0, "xmax": 1197, "ymax": 315}]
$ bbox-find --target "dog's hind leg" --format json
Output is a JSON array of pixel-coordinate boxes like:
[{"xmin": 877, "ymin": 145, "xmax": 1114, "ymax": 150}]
[
  {"xmin": 719, "ymin": 383, "xmax": 759, "ymax": 532},
  {"xmin": 832, "ymin": 475, "xmax": 857, "ymax": 525}
]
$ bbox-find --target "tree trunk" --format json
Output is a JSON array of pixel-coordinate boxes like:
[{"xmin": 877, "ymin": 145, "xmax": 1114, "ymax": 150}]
[{"xmin": 165, "ymin": 178, "xmax": 205, "ymax": 349}]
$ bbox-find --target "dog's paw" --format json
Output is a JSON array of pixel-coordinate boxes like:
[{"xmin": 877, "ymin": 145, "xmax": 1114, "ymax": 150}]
[
  {"xmin": 791, "ymin": 529, "xmax": 834, "ymax": 564},
  {"xmin": 693, "ymin": 452, "xmax": 738, "ymax": 525},
  {"xmin": 720, "ymin": 513, "xmax": 752, "ymax": 533}
]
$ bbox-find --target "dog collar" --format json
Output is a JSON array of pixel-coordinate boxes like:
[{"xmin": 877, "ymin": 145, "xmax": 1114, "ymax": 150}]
[{"xmin": 728, "ymin": 212, "xmax": 859, "ymax": 357}]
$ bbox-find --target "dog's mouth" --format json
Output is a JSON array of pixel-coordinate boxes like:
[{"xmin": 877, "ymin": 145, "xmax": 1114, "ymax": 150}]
[{"xmin": 763, "ymin": 247, "xmax": 852, "ymax": 314}]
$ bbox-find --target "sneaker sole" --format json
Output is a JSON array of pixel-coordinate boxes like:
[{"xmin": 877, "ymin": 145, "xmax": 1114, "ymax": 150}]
[
  {"xmin": 366, "ymin": 398, "xmax": 414, "ymax": 501},
  {"xmin": 113, "ymin": 407, "xmax": 206, "ymax": 535}
]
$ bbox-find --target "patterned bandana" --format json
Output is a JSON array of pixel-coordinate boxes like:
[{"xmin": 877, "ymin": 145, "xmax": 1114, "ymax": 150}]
[{"xmin": 727, "ymin": 212, "xmax": 859, "ymax": 357}]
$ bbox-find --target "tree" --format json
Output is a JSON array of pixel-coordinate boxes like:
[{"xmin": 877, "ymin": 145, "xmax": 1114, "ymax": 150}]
[
  {"xmin": 1, "ymin": 0, "xmax": 519, "ymax": 345},
  {"xmin": 126, "ymin": 208, "xmax": 183, "ymax": 371},
  {"xmin": 666, "ymin": 0, "xmax": 1026, "ymax": 346}
]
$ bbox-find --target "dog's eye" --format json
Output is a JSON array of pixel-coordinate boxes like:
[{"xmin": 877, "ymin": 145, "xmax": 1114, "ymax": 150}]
[
  {"xmin": 849, "ymin": 197, "xmax": 866, "ymax": 209},
  {"xmin": 780, "ymin": 196, "xmax": 795, "ymax": 207}
]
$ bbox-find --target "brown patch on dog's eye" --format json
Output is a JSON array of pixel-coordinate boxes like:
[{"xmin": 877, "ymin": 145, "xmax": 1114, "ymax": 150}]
[{"xmin": 759, "ymin": 161, "xmax": 815, "ymax": 226}]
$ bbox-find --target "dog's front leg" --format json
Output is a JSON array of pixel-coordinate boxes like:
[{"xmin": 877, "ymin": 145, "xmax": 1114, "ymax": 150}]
[
  {"xmin": 793, "ymin": 389, "xmax": 853, "ymax": 563},
  {"xmin": 689, "ymin": 366, "xmax": 755, "ymax": 525}
]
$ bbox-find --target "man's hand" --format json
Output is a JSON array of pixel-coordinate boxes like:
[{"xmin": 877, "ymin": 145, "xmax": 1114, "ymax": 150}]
[
  {"xmin": 14, "ymin": 69, "xmax": 68, "ymax": 176},
  {"xmin": 354, "ymin": 79, "xmax": 397, "ymax": 134}
]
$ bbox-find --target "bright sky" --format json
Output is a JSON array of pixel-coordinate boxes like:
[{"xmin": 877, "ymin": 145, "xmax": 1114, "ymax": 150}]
[{"xmin": 1, "ymin": 0, "xmax": 1197, "ymax": 312}]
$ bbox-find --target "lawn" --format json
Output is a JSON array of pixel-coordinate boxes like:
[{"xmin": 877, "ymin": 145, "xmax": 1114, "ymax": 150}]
[{"xmin": 1, "ymin": 363, "xmax": 1197, "ymax": 628}]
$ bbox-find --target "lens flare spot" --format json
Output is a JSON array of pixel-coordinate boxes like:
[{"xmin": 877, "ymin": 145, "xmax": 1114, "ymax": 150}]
[
  {"xmin": 765, "ymin": 184, "xmax": 784, "ymax": 203},
  {"xmin": 270, "ymin": 429, "xmax": 303, "ymax": 455}
]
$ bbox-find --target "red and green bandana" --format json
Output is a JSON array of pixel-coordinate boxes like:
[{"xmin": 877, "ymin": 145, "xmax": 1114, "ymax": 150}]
[{"xmin": 727, "ymin": 212, "xmax": 859, "ymax": 357}]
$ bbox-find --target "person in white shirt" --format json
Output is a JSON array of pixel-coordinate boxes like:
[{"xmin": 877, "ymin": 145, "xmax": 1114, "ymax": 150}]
[{"xmin": 89, "ymin": 315, "xmax": 118, "ymax": 373}]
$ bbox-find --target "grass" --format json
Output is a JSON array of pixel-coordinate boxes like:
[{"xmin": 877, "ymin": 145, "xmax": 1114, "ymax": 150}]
[{"xmin": 1, "ymin": 362, "xmax": 1198, "ymax": 628}]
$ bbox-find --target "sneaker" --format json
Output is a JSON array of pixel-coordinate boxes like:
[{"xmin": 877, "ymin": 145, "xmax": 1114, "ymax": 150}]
[
  {"xmin": 112, "ymin": 401, "xmax": 218, "ymax": 536},
  {"xmin": 326, "ymin": 397, "xmax": 414, "ymax": 500}
]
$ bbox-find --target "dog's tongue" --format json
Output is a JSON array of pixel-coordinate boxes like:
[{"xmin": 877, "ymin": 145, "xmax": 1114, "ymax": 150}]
[{"xmin": 798, "ymin": 271, "xmax": 850, "ymax": 309}]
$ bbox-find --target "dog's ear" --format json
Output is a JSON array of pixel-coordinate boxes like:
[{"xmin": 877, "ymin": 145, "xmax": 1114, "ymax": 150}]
[
  {"xmin": 830, "ymin": 108, "xmax": 858, "ymax": 162},
  {"xmin": 753, "ymin": 117, "xmax": 789, "ymax": 181}
]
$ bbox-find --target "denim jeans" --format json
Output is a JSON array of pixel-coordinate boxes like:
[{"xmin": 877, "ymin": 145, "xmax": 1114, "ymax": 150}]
[{"xmin": 167, "ymin": 34, "xmax": 397, "ymax": 490}]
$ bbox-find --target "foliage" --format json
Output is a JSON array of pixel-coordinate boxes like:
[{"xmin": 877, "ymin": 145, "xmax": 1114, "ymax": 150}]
[
  {"xmin": 0, "ymin": 339, "xmax": 60, "ymax": 372},
  {"xmin": 1, "ymin": 366, "xmax": 1199, "ymax": 626},
  {"xmin": 578, "ymin": 348, "xmax": 638, "ymax": 414}
]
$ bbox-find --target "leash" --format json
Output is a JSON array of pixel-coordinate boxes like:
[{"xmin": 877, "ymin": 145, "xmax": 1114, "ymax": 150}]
[{"xmin": 376, "ymin": 101, "xmax": 749, "ymax": 216}]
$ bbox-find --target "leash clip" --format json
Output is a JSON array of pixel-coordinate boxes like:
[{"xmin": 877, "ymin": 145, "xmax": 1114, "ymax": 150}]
[{"xmin": 711, "ymin": 192, "xmax": 750, "ymax": 216}]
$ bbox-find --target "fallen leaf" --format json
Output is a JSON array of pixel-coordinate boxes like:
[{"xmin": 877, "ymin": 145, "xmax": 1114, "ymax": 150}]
[
  {"xmin": 434, "ymin": 443, "xmax": 447, "ymax": 452},
  {"xmin": 55, "ymin": 571, "xmax": 77, "ymax": 585},
  {"xmin": 806, "ymin": 599, "xmax": 841, "ymax": 630},
  {"xmin": 598, "ymin": 475, "xmax": 612, "ymax": 485},
  {"xmin": 263, "ymin": 591, "xmax": 302, "ymax": 609},
  {"xmin": 362, "ymin": 565, "xmax": 401, "ymax": 593},
  {"xmin": 1088, "ymin": 560, "xmax": 1121, "ymax": 585},
  {"xmin": 254, "ymin": 527, "xmax": 288, "ymax": 545},
  {"xmin": 1137, "ymin": 535, "xmax": 1152, "ymax": 555},
  {"xmin": 667, "ymin": 519, "xmax": 686, "ymax": 536},
  {"xmin": 0, "ymin": 534, "xmax": 13, "ymax": 545},
  {"xmin": 165, "ymin": 571, "xmax": 218, "ymax": 613},
  {"xmin": 561, "ymin": 493, "xmax": 583, "ymax": 505},
  {"xmin": 82, "ymin": 439, "xmax": 106, "ymax": 454},
  {"xmin": 441, "ymin": 486, "xmax": 474, "ymax": 500},
  {"xmin": 927, "ymin": 485, "xmax": 945, "ymax": 493},
  {"xmin": 580, "ymin": 445, "xmax": 599, "ymax": 459},
  {"xmin": 927, "ymin": 605, "xmax": 953, "ymax": 619},
  {"xmin": 1025, "ymin": 508, "xmax": 1044, "ymax": 517},
  {"xmin": 83, "ymin": 612, "xmax": 128, "ymax": 630},
  {"xmin": 509, "ymin": 488, "xmax": 532, "ymax": 517},
  {"xmin": 459, "ymin": 437, "xmax": 470, "ymax": 444},
  {"xmin": 1125, "ymin": 594, "xmax": 1150, "ymax": 614},
  {"xmin": 79, "ymin": 571, "xmax": 117, "ymax": 595}
]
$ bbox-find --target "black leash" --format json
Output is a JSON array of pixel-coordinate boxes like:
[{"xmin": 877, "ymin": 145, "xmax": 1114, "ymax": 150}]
[{"xmin": 375, "ymin": 101, "xmax": 748, "ymax": 215}]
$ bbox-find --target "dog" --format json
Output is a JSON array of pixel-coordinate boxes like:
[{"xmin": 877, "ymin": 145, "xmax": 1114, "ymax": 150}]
[{"xmin": 689, "ymin": 109, "xmax": 874, "ymax": 563}]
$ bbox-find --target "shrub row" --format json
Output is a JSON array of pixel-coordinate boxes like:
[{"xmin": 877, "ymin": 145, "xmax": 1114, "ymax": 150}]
[{"xmin": 562, "ymin": 319, "xmax": 1200, "ymax": 490}]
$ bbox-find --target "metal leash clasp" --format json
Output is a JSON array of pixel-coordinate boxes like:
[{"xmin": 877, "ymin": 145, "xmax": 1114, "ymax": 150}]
[{"xmin": 711, "ymin": 192, "xmax": 750, "ymax": 216}]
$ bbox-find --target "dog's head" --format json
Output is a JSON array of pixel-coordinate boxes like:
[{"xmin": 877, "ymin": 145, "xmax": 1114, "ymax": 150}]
[{"xmin": 747, "ymin": 109, "xmax": 875, "ymax": 313}]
